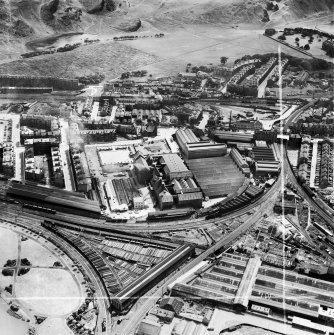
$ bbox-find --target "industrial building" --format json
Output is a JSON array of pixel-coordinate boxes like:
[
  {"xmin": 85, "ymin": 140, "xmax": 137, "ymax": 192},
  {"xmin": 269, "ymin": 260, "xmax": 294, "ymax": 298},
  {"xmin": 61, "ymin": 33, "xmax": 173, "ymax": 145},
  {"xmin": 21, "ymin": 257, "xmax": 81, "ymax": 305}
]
[
  {"xmin": 186, "ymin": 155, "xmax": 245, "ymax": 198},
  {"xmin": 177, "ymin": 192, "xmax": 203, "ymax": 208},
  {"xmin": 133, "ymin": 153, "xmax": 152, "ymax": 185},
  {"xmin": 172, "ymin": 177, "xmax": 200, "ymax": 194},
  {"xmin": 255, "ymin": 161, "xmax": 281, "ymax": 176},
  {"xmin": 252, "ymin": 145, "xmax": 276, "ymax": 162},
  {"xmin": 137, "ymin": 319, "xmax": 161, "ymax": 335},
  {"xmin": 171, "ymin": 253, "xmax": 334, "ymax": 325},
  {"xmin": 6, "ymin": 181, "xmax": 101, "ymax": 217},
  {"xmin": 160, "ymin": 154, "xmax": 192, "ymax": 180},
  {"xmin": 112, "ymin": 177, "xmax": 140, "ymax": 207},
  {"xmin": 274, "ymin": 199, "xmax": 296, "ymax": 215},
  {"xmin": 159, "ymin": 297, "xmax": 184, "ymax": 315},
  {"xmin": 176, "ymin": 129, "xmax": 227, "ymax": 159},
  {"xmin": 150, "ymin": 175, "xmax": 174, "ymax": 210},
  {"xmin": 213, "ymin": 131, "xmax": 254, "ymax": 143},
  {"xmin": 230, "ymin": 148, "xmax": 250, "ymax": 176}
]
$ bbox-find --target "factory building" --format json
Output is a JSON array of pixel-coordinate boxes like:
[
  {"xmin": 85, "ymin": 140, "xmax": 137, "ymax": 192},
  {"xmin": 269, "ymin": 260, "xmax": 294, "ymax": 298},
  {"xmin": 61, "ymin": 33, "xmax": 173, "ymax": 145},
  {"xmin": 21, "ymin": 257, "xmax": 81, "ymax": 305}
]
[
  {"xmin": 185, "ymin": 142, "xmax": 227, "ymax": 159},
  {"xmin": 175, "ymin": 128, "xmax": 199, "ymax": 153},
  {"xmin": 255, "ymin": 161, "xmax": 281, "ymax": 176},
  {"xmin": 177, "ymin": 192, "xmax": 202, "ymax": 208},
  {"xmin": 150, "ymin": 175, "xmax": 174, "ymax": 210},
  {"xmin": 172, "ymin": 177, "xmax": 200, "ymax": 194},
  {"xmin": 133, "ymin": 153, "xmax": 152, "ymax": 185},
  {"xmin": 137, "ymin": 319, "xmax": 161, "ymax": 335},
  {"xmin": 213, "ymin": 130, "xmax": 254, "ymax": 143},
  {"xmin": 230, "ymin": 148, "xmax": 250, "ymax": 176},
  {"xmin": 175, "ymin": 129, "xmax": 227, "ymax": 159},
  {"xmin": 171, "ymin": 252, "xmax": 334, "ymax": 326},
  {"xmin": 6, "ymin": 181, "xmax": 101, "ymax": 217},
  {"xmin": 274, "ymin": 199, "xmax": 296, "ymax": 215},
  {"xmin": 160, "ymin": 154, "xmax": 192, "ymax": 180},
  {"xmin": 159, "ymin": 297, "xmax": 184, "ymax": 315},
  {"xmin": 186, "ymin": 155, "xmax": 245, "ymax": 198}
]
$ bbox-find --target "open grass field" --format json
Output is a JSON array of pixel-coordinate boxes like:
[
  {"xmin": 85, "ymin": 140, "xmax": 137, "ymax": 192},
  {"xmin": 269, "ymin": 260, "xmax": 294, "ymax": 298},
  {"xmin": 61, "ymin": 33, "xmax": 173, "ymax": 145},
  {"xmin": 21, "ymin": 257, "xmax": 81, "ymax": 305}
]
[
  {"xmin": 0, "ymin": 228, "xmax": 18, "ymax": 267},
  {"xmin": 37, "ymin": 317, "xmax": 73, "ymax": 335},
  {"xmin": 20, "ymin": 238, "xmax": 60, "ymax": 268},
  {"xmin": 0, "ymin": 300, "xmax": 29, "ymax": 335},
  {"xmin": 15, "ymin": 268, "xmax": 82, "ymax": 316}
]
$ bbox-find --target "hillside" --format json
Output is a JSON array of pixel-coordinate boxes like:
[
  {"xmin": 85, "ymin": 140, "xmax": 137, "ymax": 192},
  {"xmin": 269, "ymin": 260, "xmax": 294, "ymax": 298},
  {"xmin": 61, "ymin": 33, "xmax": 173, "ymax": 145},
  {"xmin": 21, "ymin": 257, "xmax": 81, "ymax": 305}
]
[
  {"xmin": 1, "ymin": 0, "xmax": 332, "ymax": 41},
  {"xmin": 0, "ymin": 41, "xmax": 160, "ymax": 79},
  {"xmin": 0, "ymin": 0, "xmax": 332, "ymax": 79}
]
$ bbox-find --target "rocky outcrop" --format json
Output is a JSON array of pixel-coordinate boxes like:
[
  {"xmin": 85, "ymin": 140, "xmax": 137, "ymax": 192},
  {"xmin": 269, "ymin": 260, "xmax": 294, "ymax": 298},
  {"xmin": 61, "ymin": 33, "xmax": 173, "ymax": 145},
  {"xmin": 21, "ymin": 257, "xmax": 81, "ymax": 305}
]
[
  {"xmin": 40, "ymin": 0, "xmax": 59, "ymax": 23},
  {"xmin": 116, "ymin": 18, "xmax": 142, "ymax": 32}
]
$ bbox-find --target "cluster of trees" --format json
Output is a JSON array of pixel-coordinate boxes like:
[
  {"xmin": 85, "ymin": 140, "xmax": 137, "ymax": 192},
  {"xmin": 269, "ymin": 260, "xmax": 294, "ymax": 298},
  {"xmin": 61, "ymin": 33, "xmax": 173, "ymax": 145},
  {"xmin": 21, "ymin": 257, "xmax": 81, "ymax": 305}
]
[
  {"xmin": 83, "ymin": 38, "xmax": 100, "ymax": 44},
  {"xmin": 227, "ymin": 84, "xmax": 257, "ymax": 97},
  {"xmin": 284, "ymin": 27, "xmax": 334, "ymax": 40},
  {"xmin": 235, "ymin": 52, "xmax": 333, "ymax": 71},
  {"xmin": 290, "ymin": 124, "xmax": 334, "ymax": 137},
  {"xmin": 120, "ymin": 70, "xmax": 148, "ymax": 79},
  {"xmin": 21, "ymin": 49, "xmax": 55, "ymax": 59},
  {"xmin": 114, "ymin": 33, "xmax": 164, "ymax": 41},
  {"xmin": 18, "ymin": 258, "xmax": 31, "ymax": 276},
  {"xmin": 220, "ymin": 56, "xmax": 228, "ymax": 65},
  {"xmin": 75, "ymin": 73, "xmax": 105, "ymax": 85},
  {"xmin": 67, "ymin": 297, "xmax": 96, "ymax": 333},
  {"xmin": 57, "ymin": 43, "xmax": 81, "ymax": 52},
  {"xmin": 294, "ymin": 35, "xmax": 313, "ymax": 50},
  {"xmin": 190, "ymin": 65, "xmax": 214, "ymax": 73},
  {"xmin": 266, "ymin": 2, "xmax": 279, "ymax": 11}
]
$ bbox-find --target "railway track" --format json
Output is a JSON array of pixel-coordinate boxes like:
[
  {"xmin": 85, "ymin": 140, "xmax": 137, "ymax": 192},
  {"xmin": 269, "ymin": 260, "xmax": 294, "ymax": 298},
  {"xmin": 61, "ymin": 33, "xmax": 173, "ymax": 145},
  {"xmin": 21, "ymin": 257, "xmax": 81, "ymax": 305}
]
[{"xmin": 0, "ymin": 208, "xmax": 112, "ymax": 335}]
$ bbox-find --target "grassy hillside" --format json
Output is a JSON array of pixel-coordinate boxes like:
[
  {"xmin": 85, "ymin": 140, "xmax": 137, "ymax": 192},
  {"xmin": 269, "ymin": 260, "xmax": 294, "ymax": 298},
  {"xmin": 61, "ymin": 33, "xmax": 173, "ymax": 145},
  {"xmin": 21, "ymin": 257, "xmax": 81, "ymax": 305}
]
[{"xmin": 0, "ymin": 41, "xmax": 160, "ymax": 80}]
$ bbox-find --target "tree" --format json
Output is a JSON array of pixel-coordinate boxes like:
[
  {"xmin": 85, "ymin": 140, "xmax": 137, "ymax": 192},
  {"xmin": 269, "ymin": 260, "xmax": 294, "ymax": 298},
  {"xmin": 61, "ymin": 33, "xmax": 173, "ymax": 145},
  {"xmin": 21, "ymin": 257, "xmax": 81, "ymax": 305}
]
[
  {"xmin": 304, "ymin": 44, "xmax": 310, "ymax": 50},
  {"xmin": 295, "ymin": 37, "xmax": 299, "ymax": 42},
  {"xmin": 220, "ymin": 56, "xmax": 228, "ymax": 65},
  {"xmin": 278, "ymin": 35, "xmax": 286, "ymax": 41}
]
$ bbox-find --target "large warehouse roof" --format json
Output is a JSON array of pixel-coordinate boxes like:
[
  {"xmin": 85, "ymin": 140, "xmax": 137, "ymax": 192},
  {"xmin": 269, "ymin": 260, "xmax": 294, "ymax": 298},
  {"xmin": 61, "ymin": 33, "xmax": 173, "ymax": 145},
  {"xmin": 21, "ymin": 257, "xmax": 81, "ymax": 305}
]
[
  {"xmin": 214, "ymin": 131, "xmax": 254, "ymax": 143},
  {"xmin": 172, "ymin": 252, "xmax": 334, "ymax": 320},
  {"xmin": 7, "ymin": 182, "xmax": 101, "ymax": 214},
  {"xmin": 186, "ymin": 156, "xmax": 245, "ymax": 198},
  {"xmin": 176, "ymin": 128, "xmax": 199, "ymax": 145},
  {"xmin": 161, "ymin": 154, "xmax": 190, "ymax": 174}
]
